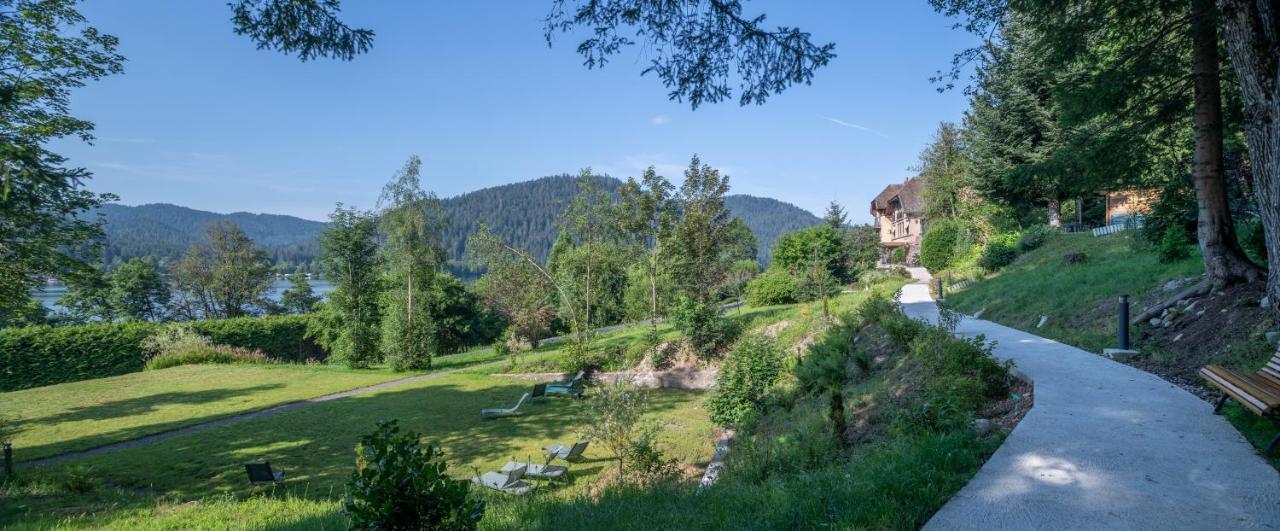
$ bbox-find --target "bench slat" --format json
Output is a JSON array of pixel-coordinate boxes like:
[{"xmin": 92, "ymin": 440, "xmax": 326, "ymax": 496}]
[{"xmin": 1200, "ymin": 366, "xmax": 1280, "ymax": 416}]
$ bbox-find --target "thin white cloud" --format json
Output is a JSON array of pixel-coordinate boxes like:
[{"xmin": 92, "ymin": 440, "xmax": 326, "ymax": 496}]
[
  {"xmin": 650, "ymin": 114, "xmax": 671, "ymax": 125},
  {"xmin": 822, "ymin": 116, "xmax": 889, "ymax": 138}
]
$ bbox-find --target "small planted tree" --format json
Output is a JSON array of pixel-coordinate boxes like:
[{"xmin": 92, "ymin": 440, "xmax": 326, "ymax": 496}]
[
  {"xmin": 579, "ymin": 383, "xmax": 647, "ymax": 476},
  {"xmin": 345, "ymin": 420, "xmax": 484, "ymax": 530},
  {"xmin": 378, "ymin": 155, "xmax": 447, "ymax": 371},
  {"xmin": 320, "ymin": 205, "xmax": 383, "ymax": 368},
  {"xmin": 795, "ymin": 341, "xmax": 855, "ymax": 447},
  {"xmin": 279, "ymin": 273, "xmax": 320, "ymax": 314}
]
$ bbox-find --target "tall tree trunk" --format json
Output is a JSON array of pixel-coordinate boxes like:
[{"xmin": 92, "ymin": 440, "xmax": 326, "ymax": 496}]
[
  {"xmin": 1047, "ymin": 197, "xmax": 1062, "ymax": 227},
  {"xmin": 1219, "ymin": 0, "xmax": 1280, "ymax": 314},
  {"xmin": 1193, "ymin": 0, "xmax": 1263, "ymax": 288}
]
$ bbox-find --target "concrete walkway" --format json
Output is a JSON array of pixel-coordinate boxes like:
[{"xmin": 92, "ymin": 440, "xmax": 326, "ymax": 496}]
[{"xmin": 900, "ymin": 268, "xmax": 1280, "ymax": 530}]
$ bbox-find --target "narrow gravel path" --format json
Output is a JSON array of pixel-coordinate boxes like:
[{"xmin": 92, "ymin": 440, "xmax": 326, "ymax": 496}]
[{"xmin": 900, "ymin": 268, "xmax": 1280, "ymax": 529}]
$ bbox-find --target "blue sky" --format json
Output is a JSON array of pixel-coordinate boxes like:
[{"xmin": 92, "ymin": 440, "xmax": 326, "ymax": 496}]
[{"xmin": 56, "ymin": 1, "xmax": 977, "ymax": 223}]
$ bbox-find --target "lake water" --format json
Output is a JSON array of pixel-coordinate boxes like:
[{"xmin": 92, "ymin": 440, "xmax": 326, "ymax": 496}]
[{"xmin": 33, "ymin": 279, "xmax": 335, "ymax": 313}]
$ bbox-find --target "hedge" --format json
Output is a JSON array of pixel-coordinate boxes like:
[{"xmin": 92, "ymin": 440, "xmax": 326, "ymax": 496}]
[{"xmin": 0, "ymin": 314, "xmax": 325, "ymax": 391}]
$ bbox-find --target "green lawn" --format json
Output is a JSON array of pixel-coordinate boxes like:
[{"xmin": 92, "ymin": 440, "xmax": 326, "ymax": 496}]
[
  {"xmin": 2, "ymin": 372, "xmax": 712, "ymax": 529},
  {"xmin": 944, "ymin": 231, "xmax": 1202, "ymax": 353},
  {"xmin": 0, "ymin": 348, "xmax": 504, "ymax": 463}
]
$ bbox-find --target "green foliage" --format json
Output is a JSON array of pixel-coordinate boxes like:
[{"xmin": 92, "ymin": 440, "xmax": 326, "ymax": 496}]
[
  {"xmin": 771, "ymin": 225, "xmax": 852, "ymax": 283},
  {"xmin": 140, "ymin": 324, "xmax": 211, "ymax": 359},
  {"xmin": 0, "ymin": 313, "xmax": 324, "ymax": 391},
  {"xmin": 890, "ymin": 247, "xmax": 907, "ymax": 264},
  {"xmin": 1018, "ymin": 225, "xmax": 1054, "ymax": 252},
  {"xmin": 469, "ymin": 228, "xmax": 558, "ymax": 349},
  {"xmin": 919, "ymin": 219, "xmax": 967, "ymax": 273},
  {"xmin": 911, "ymin": 327, "xmax": 1011, "ymax": 414},
  {"xmin": 0, "ymin": 0, "xmax": 122, "ymax": 319},
  {"xmin": 190, "ymin": 314, "xmax": 325, "ymax": 362},
  {"xmin": 379, "ymin": 155, "xmax": 447, "ymax": 371},
  {"xmin": 744, "ymin": 268, "xmax": 800, "ymax": 307},
  {"xmin": 170, "ymin": 222, "xmax": 274, "ymax": 319},
  {"xmin": 671, "ymin": 297, "xmax": 738, "ymax": 357},
  {"xmin": 978, "ymin": 238, "xmax": 1019, "ymax": 272},
  {"xmin": 708, "ymin": 335, "xmax": 784, "ymax": 426},
  {"xmin": 424, "ymin": 273, "xmax": 504, "ymax": 355},
  {"xmin": 0, "ymin": 321, "xmax": 155, "ymax": 391},
  {"xmin": 669, "ymin": 156, "xmax": 733, "ymax": 305},
  {"xmin": 623, "ymin": 424, "xmax": 679, "ymax": 486},
  {"xmin": 321, "ymin": 206, "xmax": 383, "ymax": 368},
  {"xmin": 344, "ymin": 420, "xmax": 484, "ymax": 530},
  {"xmin": 279, "ymin": 273, "xmax": 320, "ymax": 314},
  {"xmin": 579, "ymin": 383, "xmax": 649, "ymax": 474},
  {"xmin": 544, "ymin": 0, "xmax": 834, "ymax": 109},
  {"xmin": 109, "ymin": 258, "xmax": 171, "ymax": 321},
  {"xmin": 844, "ymin": 225, "xmax": 882, "ymax": 275},
  {"xmin": 1238, "ymin": 215, "xmax": 1267, "ymax": 266},
  {"xmin": 1157, "ymin": 223, "xmax": 1193, "ymax": 263},
  {"xmin": 144, "ymin": 344, "xmax": 273, "ymax": 371}
]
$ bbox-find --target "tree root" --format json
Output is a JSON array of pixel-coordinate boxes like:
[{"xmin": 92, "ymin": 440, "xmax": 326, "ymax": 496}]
[{"xmin": 1130, "ymin": 279, "xmax": 1211, "ymax": 325}]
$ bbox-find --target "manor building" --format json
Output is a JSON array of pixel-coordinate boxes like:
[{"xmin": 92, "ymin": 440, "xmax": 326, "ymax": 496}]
[{"xmin": 870, "ymin": 176, "xmax": 926, "ymax": 264}]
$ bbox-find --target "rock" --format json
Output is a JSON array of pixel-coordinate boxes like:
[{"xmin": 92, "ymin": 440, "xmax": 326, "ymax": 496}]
[
  {"xmin": 1160, "ymin": 309, "xmax": 1170, "ymax": 318},
  {"xmin": 1196, "ymin": 310, "xmax": 1205, "ymax": 316},
  {"xmin": 1149, "ymin": 318, "xmax": 1162, "ymax": 327},
  {"xmin": 1037, "ymin": 315, "xmax": 1049, "ymax": 328},
  {"xmin": 1104, "ymin": 348, "xmax": 1140, "ymax": 362},
  {"xmin": 1267, "ymin": 331, "xmax": 1280, "ymax": 349},
  {"xmin": 1172, "ymin": 333, "xmax": 1183, "ymax": 342},
  {"xmin": 972, "ymin": 418, "xmax": 995, "ymax": 436},
  {"xmin": 1263, "ymin": 296, "xmax": 1271, "ymax": 308},
  {"xmin": 973, "ymin": 308, "xmax": 985, "ymax": 319},
  {"xmin": 1161, "ymin": 319, "xmax": 1173, "ymax": 328},
  {"xmin": 1184, "ymin": 300, "xmax": 1198, "ymax": 312}
]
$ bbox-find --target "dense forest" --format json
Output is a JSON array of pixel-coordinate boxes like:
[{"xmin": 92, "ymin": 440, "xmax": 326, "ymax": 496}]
[{"xmin": 92, "ymin": 175, "xmax": 822, "ymax": 271}]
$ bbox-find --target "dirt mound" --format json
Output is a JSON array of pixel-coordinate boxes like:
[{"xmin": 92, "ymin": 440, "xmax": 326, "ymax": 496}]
[{"xmin": 1130, "ymin": 281, "xmax": 1273, "ymax": 399}]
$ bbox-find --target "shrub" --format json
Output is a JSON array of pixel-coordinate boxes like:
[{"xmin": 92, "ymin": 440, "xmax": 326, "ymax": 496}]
[
  {"xmin": 1157, "ymin": 223, "xmax": 1192, "ymax": 262},
  {"xmin": 0, "ymin": 321, "xmax": 157, "ymax": 391},
  {"xmin": 977, "ymin": 239, "xmax": 1018, "ymax": 272},
  {"xmin": 140, "ymin": 324, "xmax": 211, "ymax": 359},
  {"xmin": 0, "ymin": 315, "xmax": 327, "ymax": 391},
  {"xmin": 624, "ymin": 424, "xmax": 679, "ymax": 486},
  {"xmin": 1017, "ymin": 225, "xmax": 1053, "ymax": 252},
  {"xmin": 744, "ymin": 269, "xmax": 800, "ymax": 307},
  {"xmin": 672, "ymin": 298, "xmax": 738, "ymax": 357},
  {"xmin": 919, "ymin": 219, "xmax": 967, "ymax": 273},
  {"xmin": 910, "ymin": 327, "xmax": 1010, "ymax": 403},
  {"xmin": 890, "ymin": 246, "xmax": 906, "ymax": 264},
  {"xmin": 579, "ymin": 383, "xmax": 648, "ymax": 475},
  {"xmin": 708, "ymin": 335, "xmax": 784, "ymax": 427},
  {"xmin": 190, "ymin": 314, "xmax": 324, "ymax": 362},
  {"xmin": 345, "ymin": 420, "xmax": 484, "ymax": 530},
  {"xmin": 144, "ymin": 345, "xmax": 273, "ymax": 371}
]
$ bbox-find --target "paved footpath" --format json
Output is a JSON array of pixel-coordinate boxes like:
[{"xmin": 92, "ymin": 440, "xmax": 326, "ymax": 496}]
[{"xmin": 900, "ymin": 268, "xmax": 1280, "ymax": 530}]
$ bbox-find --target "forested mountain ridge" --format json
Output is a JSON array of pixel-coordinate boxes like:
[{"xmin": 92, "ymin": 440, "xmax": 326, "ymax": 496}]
[{"xmin": 93, "ymin": 175, "xmax": 822, "ymax": 268}]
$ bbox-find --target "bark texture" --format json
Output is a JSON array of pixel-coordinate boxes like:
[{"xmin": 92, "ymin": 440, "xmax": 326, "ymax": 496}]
[
  {"xmin": 1219, "ymin": 0, "xmax": 1280, "ymax": 314},
  {"xmin": 1192, "ymin": 0, "xmax": 1263, "ymax": 288}
]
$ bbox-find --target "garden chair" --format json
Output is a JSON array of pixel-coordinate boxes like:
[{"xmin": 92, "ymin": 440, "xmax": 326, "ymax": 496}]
[
  {"xmin": 243, "ymin": 461, "xmax": 284, "ymax": 486},
  {"xmin": 546, "ymin": 371, "xmax": 586, "ymax": 397},
  {"xmin": 481, "ymin": 392, "xmax": 530, "ymax": 418},
  {"xmin": 501, "ymin": 454, "xmax": 569, "ymax": 484},
  {"xmin": 530, "ymin": 383, "xmax": 547, "ymax": 399},
  {"xmin": 543, "ymin": 440, "xmax": 589, "ymax": 462},
  {"xmin": 471, "ymin": 464, "xmax": 536, "ymax": 495}
]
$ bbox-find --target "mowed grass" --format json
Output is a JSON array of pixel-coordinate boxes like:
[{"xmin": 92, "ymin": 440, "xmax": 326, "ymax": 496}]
[
  {"xmin": 3, "ymin": 372, "xmax": 713, "ymax": 529},
  {"xmin": 1, "ymin": 348, "xmax": 505, "ymax": 463},
  {"xmin": 944, "ymin": 231, "xmax": 1202, "ymax": 353}
]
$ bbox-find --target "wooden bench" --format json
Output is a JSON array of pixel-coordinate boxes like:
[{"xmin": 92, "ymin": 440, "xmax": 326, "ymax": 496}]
[{"xmin": 1200, "ymin": 354, "xmax": 1280, "ymax": 454}]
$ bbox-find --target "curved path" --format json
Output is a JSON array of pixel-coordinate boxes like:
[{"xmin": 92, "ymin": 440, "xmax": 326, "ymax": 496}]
[{"xmin": 900, "ymin": 269, "xmax": 1280, "ymax": 530}]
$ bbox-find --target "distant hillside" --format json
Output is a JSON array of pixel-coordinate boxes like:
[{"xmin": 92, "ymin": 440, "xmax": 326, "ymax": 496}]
[{"xmin": 95, "ymin": 175, "xmax": 821, "ymax": 268}]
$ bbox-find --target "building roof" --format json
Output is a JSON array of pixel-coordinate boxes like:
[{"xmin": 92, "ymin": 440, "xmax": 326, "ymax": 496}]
[{"xmin": 870, "ymin": 176, "xmax": 926, "ymax": 216}]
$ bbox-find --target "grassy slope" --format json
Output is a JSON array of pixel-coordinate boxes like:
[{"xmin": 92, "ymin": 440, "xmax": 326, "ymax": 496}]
[
  {"xmin": 944, "ymin": 232, "xmax": 1201, "ymax": 353},
  {"xmin": 4, "ymin": 372, "xmax": 713, "ymax": 529},
  {"xmin": 1, "ymin": 349, "xmax": 504, "ymax": 463},
  {"xmin": 946, "ymin": 231, "xmax": 1280, "ymax": 468},
  {"xmin": 1, "ymin": 284, "xmax": 907, "ymax": 529}
]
